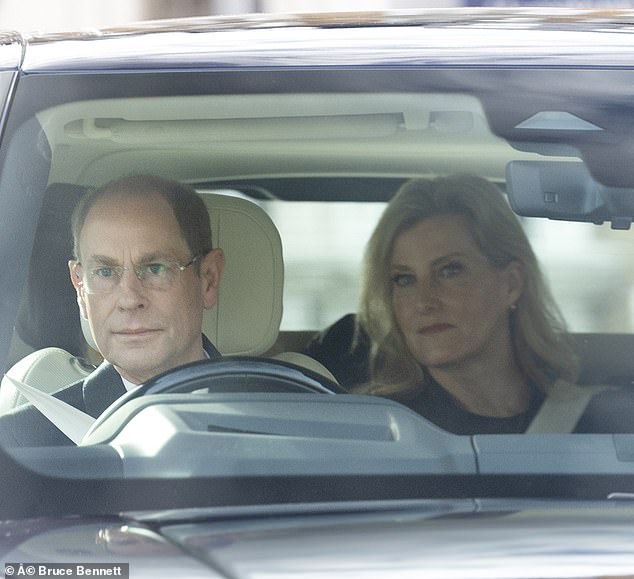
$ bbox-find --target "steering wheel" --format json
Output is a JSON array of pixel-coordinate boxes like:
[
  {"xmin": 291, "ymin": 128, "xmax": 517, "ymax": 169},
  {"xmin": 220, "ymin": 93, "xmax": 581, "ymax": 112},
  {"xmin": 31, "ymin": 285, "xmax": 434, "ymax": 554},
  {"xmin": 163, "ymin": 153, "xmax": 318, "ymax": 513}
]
[{"xmin": 80, "ymin": 357, "xmax": 346, "ymax": 445}]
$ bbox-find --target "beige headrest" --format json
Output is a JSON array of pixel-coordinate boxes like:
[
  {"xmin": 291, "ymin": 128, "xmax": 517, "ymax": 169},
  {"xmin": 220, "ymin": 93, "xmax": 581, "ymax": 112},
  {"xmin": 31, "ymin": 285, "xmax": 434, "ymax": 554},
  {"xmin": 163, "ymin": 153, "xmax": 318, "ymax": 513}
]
[
  {"xmin": 203, "ymin": 193, "xmax": 283, "ymax": 355},
  {"xmin": 82, "ymin": 192, "xmax": 283, "ymax": 357}
]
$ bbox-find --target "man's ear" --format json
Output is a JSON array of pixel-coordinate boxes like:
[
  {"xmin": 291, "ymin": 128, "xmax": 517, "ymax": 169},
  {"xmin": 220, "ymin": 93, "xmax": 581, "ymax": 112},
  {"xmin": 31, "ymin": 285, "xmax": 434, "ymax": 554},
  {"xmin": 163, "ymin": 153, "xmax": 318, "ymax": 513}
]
[
  {"xmin": 68, "ymin": 260, "xmax": 89, "ymax": 320},
  {"xmin": 200, "ymin": 249, "xmax": 225, "ymax": 310},
  {"xmin": 502, "ymin": 260, "xmax": 524, "ymax": 308}
]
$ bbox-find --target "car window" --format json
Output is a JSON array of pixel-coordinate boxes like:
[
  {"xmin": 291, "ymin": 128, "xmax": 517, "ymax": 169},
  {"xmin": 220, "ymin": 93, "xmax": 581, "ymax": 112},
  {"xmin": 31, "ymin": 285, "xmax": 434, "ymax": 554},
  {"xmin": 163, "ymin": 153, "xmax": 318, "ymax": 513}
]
[
  {"xmin": 1, "ymin": 22, "xmax": 634, "ymax": 504},
  {"xmin": 0, "ymin": 75, "xmax": 622, "ymax": 381}
]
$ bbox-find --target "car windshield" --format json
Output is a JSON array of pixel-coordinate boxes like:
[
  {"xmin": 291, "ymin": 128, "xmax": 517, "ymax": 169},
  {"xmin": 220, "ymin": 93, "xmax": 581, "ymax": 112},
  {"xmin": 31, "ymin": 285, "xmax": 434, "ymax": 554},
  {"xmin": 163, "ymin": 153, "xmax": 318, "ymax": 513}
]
[{"xmin": 2, "ymin": 12, "xmax": 634, "ymax": 521}]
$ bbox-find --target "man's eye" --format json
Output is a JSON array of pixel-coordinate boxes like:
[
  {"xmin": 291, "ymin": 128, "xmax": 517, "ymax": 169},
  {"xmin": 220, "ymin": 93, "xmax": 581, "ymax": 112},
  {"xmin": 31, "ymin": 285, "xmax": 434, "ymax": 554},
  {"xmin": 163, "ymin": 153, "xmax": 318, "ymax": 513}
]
[
  {"xmin": 391, "ymin": 273, "xmax": 415, "ymax": 288},
  {"xmin": 145, "ymin": 263, "xmax": 169, "ymax": 276},
  {"xmin": 93, "ymin": 267, "xmax": 116, "ymax": 279}
]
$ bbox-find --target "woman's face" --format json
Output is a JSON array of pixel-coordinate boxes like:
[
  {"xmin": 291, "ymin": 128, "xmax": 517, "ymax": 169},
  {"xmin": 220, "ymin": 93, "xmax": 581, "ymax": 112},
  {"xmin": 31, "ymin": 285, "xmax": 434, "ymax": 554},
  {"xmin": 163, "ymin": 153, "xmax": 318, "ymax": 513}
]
[{"xmin": 390, "ymin": 214, "xmax": 522, "ymax": 371}]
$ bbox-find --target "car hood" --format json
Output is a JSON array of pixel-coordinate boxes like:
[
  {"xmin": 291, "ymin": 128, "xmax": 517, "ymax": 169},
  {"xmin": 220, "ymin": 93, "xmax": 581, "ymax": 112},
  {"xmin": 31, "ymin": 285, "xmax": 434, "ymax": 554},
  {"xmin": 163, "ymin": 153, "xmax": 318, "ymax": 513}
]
[{"xmin": 3, "ymin": 499, "xmax": 634, "ymax": 578}]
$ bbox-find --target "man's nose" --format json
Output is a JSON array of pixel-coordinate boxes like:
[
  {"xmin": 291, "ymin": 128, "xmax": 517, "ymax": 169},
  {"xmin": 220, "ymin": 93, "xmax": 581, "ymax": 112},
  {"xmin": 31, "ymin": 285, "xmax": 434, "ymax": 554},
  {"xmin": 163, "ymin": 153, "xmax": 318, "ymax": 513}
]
[{"xmin": 115, "ymin": 267, "xmax": 147, "ymax": 309}]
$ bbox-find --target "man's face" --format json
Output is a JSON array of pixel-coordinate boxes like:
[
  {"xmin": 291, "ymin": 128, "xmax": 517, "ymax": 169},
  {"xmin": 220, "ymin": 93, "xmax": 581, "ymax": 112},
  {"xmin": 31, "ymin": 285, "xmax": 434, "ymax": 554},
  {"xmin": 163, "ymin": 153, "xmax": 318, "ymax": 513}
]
[{"xmin": 70, "ymin": 192, "xmax": 223, "ymax": 384}]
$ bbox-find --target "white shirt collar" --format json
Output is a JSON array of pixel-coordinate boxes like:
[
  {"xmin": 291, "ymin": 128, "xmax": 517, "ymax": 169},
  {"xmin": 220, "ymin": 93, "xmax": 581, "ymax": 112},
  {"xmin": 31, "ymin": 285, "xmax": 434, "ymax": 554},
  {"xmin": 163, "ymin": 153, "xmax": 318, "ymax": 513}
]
[
  {"xmin": 118, "ymin": 349, "xmax": 211, "ymax": 391},
  {"xmin": 121, "ymin": 375, "xmax": 139, "ymax": 392}
]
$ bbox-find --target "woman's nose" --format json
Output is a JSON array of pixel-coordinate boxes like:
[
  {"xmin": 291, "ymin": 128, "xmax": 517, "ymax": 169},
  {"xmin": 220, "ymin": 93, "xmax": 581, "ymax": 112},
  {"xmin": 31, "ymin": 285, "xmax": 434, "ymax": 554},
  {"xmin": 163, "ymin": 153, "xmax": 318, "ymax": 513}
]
[{"xmin": 414, "ymin": 277, "xmax": 441, "ymax": 312}]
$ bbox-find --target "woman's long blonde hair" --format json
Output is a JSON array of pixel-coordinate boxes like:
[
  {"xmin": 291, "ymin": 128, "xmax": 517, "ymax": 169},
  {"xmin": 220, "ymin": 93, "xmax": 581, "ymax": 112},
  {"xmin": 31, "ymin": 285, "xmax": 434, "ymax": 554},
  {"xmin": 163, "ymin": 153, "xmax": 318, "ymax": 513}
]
[{"xmin": 357, "ymin": 174, "xmax": 578, "ymax": 397}]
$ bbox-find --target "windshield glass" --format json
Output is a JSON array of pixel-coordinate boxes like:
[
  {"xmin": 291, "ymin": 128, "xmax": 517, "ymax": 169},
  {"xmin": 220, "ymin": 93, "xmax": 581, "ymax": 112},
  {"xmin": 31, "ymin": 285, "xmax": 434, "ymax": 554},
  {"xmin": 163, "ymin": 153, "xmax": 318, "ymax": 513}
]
[{"xmin": 1, "ymin": 60, "xmax": 634, "ymax": 506}]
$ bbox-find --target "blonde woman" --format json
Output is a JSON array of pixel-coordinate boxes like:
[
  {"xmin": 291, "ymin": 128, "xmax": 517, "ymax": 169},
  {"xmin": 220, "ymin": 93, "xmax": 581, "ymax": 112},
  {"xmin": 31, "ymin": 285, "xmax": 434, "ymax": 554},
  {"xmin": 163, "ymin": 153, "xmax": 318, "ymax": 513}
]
[{"xmin": 354, "ymin": 174, "xmax": 610, "ymax": 434}]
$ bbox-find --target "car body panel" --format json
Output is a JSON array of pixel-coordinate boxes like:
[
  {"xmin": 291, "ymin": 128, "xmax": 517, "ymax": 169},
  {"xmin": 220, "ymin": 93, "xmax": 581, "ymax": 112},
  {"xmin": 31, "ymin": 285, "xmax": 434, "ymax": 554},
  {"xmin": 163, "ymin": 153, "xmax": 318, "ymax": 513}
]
[
  {"xmin": 0, "ymin": 34, "xmax": 22, "ymax": 70},
  {"xmin": 18, "ymin": 10, "xmax": 634, "ymax": 72},
  {"xmin": 0, "ymin": 518, "xmax": 217, "ymax": 578},
  {"xmin": 3, "ymin": 500, "xmax": 634, "ymax": 578},
  {"xmin": 168, "ymin": 502, "xmax": 634, "ymax": 578}
]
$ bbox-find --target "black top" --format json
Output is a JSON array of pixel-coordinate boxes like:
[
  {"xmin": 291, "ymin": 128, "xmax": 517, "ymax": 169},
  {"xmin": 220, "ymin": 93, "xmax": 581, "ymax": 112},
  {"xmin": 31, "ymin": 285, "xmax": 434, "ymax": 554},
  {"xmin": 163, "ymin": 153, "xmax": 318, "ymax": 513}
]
[
  {"xmin": 386, "ymin": 378, "xmax": 545, "ymax": 435},
  {"xmin": 304, "ymin": 313, "xmax": 371, "ymax": 387},
  {"xmin": 382, "ymin": 378, "xmax": 634, "ymax": 434}
]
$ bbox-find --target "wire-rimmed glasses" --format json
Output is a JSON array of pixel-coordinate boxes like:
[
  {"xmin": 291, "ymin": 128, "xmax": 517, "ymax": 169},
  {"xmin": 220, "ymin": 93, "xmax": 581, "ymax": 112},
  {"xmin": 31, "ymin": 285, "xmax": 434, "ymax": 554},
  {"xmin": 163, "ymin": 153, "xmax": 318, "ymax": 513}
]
[{"xmin": 72, "ymin": 255, "xmax": 201, "ymax": 294}]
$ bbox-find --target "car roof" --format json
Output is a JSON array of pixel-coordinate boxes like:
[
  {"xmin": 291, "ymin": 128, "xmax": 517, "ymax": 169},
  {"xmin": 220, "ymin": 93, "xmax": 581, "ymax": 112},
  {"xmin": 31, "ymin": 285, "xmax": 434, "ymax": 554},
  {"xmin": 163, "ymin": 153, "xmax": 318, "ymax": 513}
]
[{"xmin": 3, "ymin": 8, "xmax": 634, "ymax": 72}]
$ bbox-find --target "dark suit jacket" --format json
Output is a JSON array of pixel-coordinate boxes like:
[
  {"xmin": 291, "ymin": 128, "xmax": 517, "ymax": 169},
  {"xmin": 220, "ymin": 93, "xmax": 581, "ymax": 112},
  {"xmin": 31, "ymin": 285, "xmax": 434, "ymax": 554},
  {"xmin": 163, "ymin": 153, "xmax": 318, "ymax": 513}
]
[{"xmin": 0, "ymin": 335, "xmax": 220, "ymax": 447}]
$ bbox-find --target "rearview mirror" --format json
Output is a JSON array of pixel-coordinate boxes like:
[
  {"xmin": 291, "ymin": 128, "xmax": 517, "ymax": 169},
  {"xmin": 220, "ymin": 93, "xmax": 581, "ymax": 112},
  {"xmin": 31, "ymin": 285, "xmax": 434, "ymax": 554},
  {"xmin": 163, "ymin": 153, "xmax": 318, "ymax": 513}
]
[{"xmin": 506, "ymin": 161, "xmax": 634, "ymax": 230}]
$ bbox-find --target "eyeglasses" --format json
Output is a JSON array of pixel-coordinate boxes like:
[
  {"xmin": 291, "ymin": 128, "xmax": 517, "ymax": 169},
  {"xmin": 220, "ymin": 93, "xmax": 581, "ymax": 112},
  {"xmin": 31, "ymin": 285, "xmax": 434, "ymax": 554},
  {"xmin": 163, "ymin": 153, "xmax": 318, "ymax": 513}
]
[{"xmin": 74, "ymin": 255, "xmax": 201, "ymax": 294}]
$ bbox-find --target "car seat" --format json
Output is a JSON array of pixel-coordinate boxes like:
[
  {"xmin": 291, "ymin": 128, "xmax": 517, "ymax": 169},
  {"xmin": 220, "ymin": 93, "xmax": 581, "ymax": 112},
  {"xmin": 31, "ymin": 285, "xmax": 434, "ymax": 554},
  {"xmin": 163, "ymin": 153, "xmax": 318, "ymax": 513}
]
[{"xmin": 1, "ymin": 188, "xmax": 335, "ymax": 414}]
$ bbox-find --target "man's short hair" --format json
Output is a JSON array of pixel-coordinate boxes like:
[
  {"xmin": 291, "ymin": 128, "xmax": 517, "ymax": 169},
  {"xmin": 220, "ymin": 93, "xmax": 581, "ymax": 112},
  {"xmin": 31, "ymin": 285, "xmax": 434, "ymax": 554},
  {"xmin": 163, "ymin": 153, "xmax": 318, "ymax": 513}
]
[{"xmin": 71, "ymin": 175, "xmax": 213, "ymax": 262}]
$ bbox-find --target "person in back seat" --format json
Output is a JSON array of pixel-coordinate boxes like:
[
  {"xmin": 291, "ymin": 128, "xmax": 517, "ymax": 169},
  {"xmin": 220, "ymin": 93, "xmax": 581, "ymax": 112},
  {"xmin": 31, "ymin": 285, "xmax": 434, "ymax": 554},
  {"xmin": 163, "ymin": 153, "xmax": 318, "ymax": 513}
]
[
  {"xmin": 0, "ymin": 175, "xmax": 224, "ymax": 446},
  {"xmin": 309, "ymin": 174, "xmax": 634, "ymax": 434}
]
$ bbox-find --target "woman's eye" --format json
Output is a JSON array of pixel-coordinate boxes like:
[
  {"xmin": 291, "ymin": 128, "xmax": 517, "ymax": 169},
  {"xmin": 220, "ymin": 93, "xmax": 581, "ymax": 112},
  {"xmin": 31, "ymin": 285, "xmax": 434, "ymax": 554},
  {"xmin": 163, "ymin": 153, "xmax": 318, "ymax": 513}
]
[
  {"xmin": 146, "ymin": 263, "xmax": 169, "ymax": 276},
  {"xmin": 437, "ymin": 261, "xmax": 465, "ymax": 279},
  {"xmin": 391, "ymin": 273, "xmax": 415, "ymax": 288}
]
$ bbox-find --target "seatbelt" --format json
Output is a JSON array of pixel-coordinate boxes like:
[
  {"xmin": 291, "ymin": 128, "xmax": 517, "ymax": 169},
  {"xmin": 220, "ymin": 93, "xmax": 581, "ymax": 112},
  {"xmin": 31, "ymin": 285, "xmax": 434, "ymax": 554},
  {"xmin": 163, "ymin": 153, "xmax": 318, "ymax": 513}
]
[
  {"xmin": 525, "ymin": 380, "xmax": 612, "ymax": 433},
  {"xmin": 3, "ymin": 373, "xmax": 95, "ymax": 444}
]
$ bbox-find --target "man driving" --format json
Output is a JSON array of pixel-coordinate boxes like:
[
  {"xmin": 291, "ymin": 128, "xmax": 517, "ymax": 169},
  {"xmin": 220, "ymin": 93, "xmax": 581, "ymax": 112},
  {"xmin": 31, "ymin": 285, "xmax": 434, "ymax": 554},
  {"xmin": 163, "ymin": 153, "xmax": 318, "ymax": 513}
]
[{"xmin": 0, "ymin": 175, "xmax": 224, "ymax": 446}]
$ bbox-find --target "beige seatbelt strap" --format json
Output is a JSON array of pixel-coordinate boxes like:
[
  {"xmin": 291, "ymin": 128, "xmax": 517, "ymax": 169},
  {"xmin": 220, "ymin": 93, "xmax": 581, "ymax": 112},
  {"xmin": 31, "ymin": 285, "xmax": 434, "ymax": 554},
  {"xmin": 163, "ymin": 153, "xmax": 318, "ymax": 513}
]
[{"xmin": 525, "ymin": 380, "xmax": 612, "ymax": 434}]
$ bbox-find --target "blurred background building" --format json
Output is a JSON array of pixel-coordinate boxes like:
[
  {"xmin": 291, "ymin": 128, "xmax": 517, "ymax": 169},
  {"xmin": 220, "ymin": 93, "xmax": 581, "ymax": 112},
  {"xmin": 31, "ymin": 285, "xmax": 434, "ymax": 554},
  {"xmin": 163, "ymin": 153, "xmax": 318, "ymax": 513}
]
[
  {"xmin": 0, "ymin": 1, "xmax": 450, "ymax": 33},
  {"xmin": 1, "ymin": 0, "xmax": 632, "ymax": 34}
]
